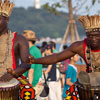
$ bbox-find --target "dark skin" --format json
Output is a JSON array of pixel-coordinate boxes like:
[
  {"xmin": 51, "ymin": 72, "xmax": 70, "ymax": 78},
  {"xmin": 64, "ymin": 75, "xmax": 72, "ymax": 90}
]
[
  {"xmin": 10, "ymin": 34, "xmax": 31, "ymax": 77},
  {"xmin": 30, "ymin": 31, "xmax": 100, "ymax": 66},
  {"xmin": 32, "ymin": 41, "xmax": 84, "ymax": 64},
  {"xmin": 0, "ymin": 16, "xmax": 31, "ymax": 81}
]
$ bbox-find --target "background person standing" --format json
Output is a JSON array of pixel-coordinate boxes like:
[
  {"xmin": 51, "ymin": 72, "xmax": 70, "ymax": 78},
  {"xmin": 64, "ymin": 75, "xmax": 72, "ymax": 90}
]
[
  {"xmin": 23, "ymin": 30, "xmax": 43, "ymax": 97},
  {"xmin": 63, "ymin": 54, "xmax": 79, "ymax": 100},
  {"xmin": 43, "ymin": 44, "xmax": 62, "ymax": 100}
]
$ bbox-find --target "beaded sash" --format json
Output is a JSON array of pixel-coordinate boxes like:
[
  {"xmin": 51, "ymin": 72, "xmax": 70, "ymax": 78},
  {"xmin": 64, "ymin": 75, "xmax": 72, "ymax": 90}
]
[{"xmin": 85, "ymin": 46, "xmax": 100, "ymax": 72}]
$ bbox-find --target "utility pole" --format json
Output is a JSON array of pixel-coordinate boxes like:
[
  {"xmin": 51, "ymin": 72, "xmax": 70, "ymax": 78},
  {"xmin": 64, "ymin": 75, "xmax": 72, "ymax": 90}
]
[{"xmin": 59, "ymin": 0, "xmax": 80, "ymax": 52}]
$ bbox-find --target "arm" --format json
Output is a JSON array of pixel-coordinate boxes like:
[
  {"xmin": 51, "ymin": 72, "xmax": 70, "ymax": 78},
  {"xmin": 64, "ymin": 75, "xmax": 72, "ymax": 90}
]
[
  {"xmin": 65, "ymin": 65, "xmax": 75, "ymax": 86},
  {"xmin": 44, "ymin": 65, "xmax": 52, "ymax": 75},
  {"xmin": 28, "ymin": 68, "xmax": 34, "ymax": 84},
  {"xmin": 8, "ymin": 34, "xmax": 31, "ymax": 77},
  {"xmin": 66, "ymin": 78, "xmax": 73, "ymax": 86},
  {"xmin": 31, "ymin": 41, "xmax": 83, "ymax": 65},
  {"xmin": 17, "ymin": 34, "xmax": 30, "ymax": 63},
  {"xmin": 7, "ymin": 63, "xmax": 31, "ymax": 78}
]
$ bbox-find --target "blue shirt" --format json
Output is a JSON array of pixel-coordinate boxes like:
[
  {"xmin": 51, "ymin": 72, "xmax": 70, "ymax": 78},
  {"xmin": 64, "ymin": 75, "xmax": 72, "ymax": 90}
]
[{"xmin": 63, "ymin": 64, "xmax": 77, "ymax": 98}]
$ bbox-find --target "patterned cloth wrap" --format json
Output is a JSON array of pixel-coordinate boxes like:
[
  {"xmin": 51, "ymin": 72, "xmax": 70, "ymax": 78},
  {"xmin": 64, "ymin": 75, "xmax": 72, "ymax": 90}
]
[
  {"xmin": 66, "ymin": 82, "xmax": 80, "ymax": 100},
  {"xmin": 18, "ymin": 77, "xmax": 37, "ymax": 100}
]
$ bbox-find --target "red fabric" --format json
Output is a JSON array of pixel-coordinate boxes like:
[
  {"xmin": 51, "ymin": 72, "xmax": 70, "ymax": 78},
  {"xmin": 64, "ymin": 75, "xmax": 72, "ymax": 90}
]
[
  {"xmin": 18, "ymin": 78, "xmax": 36, "ymax": 100},
  {"xmin": 83, "ymin": 38, "xmax": 91, "ymax": 72},
  {"xmin": 64, "ymin": 59, "xmax": 70, "ymax": 71},
  {"xmin": 66, "ymin": 82, "xmax": 79, "ymax": 100},
  {"xmin": 70, "ymin": 85, "xmax": 74, "ymax": 93},
  {"xmin": 72, "ymin": 96, "xmax": 77, "ymax": 100},
  {"xmin": 21, "ymin": 75, "xmax": 26, "ymax": 79},
  {"xmin": 20, "ymin": 84, "xmax": 35, "ymax": 99},
  {"xmin": 12, "ymin": 32, "xmax": 17, "ymax": 70}
]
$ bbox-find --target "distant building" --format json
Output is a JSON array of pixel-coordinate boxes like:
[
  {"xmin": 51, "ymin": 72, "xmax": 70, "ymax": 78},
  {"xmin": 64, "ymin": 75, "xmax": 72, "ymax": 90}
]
[{"xmin": 34, "ymin": 0, "xmax": 40, "ymax": 9}]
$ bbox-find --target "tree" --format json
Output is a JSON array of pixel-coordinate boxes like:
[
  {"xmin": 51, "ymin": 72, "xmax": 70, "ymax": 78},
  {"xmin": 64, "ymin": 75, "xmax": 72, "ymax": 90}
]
[{"xmin": 43, "ymin": 0, "xmax": 100, "ymax": 15}]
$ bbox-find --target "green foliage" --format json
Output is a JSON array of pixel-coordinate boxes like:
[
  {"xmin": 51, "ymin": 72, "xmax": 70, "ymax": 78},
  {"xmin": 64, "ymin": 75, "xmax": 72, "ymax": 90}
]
[
  {"xmin": 98, "ymin": 0, "xmax": 100, "ymax": 3},
  {"xmin": 92, "ymin": 0, "xmax": 96, "ymax": 5},
  {"xmin": 42, "ymin": 3, "xmax": 61, "ymax": 15},
  {"xmin": 56, "ymin": 3, "xmax": 62, "ymax": 8},
  {"xmin": 8, "ymin": 7, "xmax": 85, "ymax": 38}
]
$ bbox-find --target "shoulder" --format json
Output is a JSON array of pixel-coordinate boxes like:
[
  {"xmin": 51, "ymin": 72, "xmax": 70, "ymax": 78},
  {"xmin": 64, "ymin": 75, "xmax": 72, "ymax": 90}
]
[
  {"xmin": 70, "ymin": 40, "xmax": 84, "ymax": 48},
  {"xmin": 30, "ymin": 46, "xmax": 41, "ymax": 54},
  {"xmin": 15, "ymin": 34, "xmax": 27, "ymax": 41},
  {"xmin": 15, "ymin": 34, "xmax": 29, "ymax": 45},
  {"xmin": 15, "ymin": 33, "xmax": 28, "ymax": 47},
  {"xmin": 36, "ymin": 46, "xmax": 41, "ymax": 53},
  {"xmin": 68, "ymin": 40, "xmax": 84, "ymax": 53},
  {"xmin": 30, "ymin": 46, "xmax": 40, "ymax": 51},
  {"xmin": 67, "ymin": 64, "xmax": 77, "ymax": 72},
  {"xmin": 66, "ymin": 65, "xmax": 73, "ymax": 74},
  {"xmin": 67, "ymin": 64, "xmax": 72, "ymax": 70}
]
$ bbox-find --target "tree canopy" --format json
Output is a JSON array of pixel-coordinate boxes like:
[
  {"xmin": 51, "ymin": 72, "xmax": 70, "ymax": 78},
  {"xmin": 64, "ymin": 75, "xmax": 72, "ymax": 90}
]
[{"xmin": 8, "ymin": 7, "xmax": 85, "ymax": 38}]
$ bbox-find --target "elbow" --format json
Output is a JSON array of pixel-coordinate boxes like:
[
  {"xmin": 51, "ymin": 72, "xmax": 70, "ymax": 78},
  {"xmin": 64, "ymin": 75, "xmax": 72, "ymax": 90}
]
[
  {"xmin": 22, "ymin": 63, "xmax": 31, "ymax": 69},
  {"xmin": 66, "ymin": 80, "xmax": 69, "ymax": 85},
  {"xmin": 27, "ymin": 64, "xmax": 31, "ymax": 69},
  {"xmin": 66, "ymin": 78, "xmax": 71, "ymax": 85}
]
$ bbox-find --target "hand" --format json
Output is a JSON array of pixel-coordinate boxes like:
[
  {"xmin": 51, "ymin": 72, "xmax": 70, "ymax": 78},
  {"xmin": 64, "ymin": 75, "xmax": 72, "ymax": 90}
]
[
  {"xmin": 0, "ymin": 72, "xmax": 13, "ymax": 82},
  {"xmin": 7, "ymin": 68, "xmax": 16, "ymax": 76},
  {"xmin": 28, "ymin": 55, "xmax": 35, "ymax": 64}
]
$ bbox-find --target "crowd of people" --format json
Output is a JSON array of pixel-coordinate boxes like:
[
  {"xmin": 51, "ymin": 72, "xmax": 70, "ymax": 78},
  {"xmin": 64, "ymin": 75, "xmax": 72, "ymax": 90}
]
[{"xmin": 21, "ymin": 29, "xmax": 84, "ymax": 100}]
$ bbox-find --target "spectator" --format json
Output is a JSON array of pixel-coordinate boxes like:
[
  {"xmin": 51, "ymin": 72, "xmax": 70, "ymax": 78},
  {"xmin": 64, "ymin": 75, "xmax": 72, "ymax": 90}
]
[
  {"xmin": 41, "ymin": 41, "xmax": 48, "ymax": 53},
  {"xmin": 23, "ymin": 30, "xmax": 43, "ymax": 98},
  {"xmin": 60, "ymin": 45, "xmax": 70, "ymax": 87},
  {"xmin": 49, "ymin": 41, "xmax": 61, "ymax": 86},
  {"xmin": 49, "ymin": 41, "xmax": 58, "ymax": 53},
  {"xmin": 63, "ymin": 54, "xmax": 79, "ymax": 100},
  {"xmin": 44, "ymin": 44, "xmax": 62, "ymax": 100}
]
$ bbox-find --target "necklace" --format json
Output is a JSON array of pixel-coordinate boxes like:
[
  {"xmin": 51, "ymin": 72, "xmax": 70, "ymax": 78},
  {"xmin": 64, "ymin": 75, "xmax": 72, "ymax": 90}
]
[
  {"xmin": 86, "ymin": 46, "xmax": 100, "ymax": 72},
  {"xmin": 0, "ymin": 31, "xmax": 10, "ymax": 67}
]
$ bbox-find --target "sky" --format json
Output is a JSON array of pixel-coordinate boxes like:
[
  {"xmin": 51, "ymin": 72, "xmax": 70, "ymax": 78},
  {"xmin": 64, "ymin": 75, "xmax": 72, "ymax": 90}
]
[{"xmin": 13, "ymin": 0, "xmax": 100, "ymax": 15}]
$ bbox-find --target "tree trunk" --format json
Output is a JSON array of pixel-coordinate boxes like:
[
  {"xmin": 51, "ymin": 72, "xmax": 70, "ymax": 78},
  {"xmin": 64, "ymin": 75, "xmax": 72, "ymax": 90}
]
[
  {"xmin": 68, "ymin": 0, "xmax": 74, "ymax": 20},
  {"xmin": 68, "ymin": 0, "xmax": 75, "ymax": 42}
]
